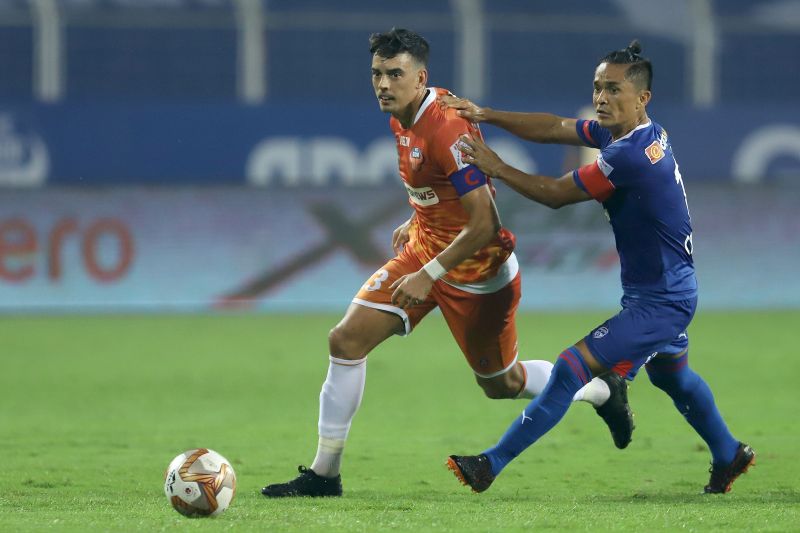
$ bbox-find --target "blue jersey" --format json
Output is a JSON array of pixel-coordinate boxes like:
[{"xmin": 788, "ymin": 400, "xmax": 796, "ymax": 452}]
[{"xmin": 573, "ymin": 119, "xmax": 697, "ymax": 302}]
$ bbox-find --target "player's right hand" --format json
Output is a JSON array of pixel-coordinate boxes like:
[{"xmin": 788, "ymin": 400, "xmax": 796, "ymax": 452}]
[
  {"xmin": 439, "ymin": 94, "xmax": 486, "ymax": 123},
  {"xmin": 392, "ymin": 219, "xmax": 412, "ymax": 254}
]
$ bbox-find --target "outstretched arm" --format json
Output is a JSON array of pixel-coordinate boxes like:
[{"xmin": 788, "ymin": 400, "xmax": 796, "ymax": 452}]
[
  {"xmin": 459, "ymin": 135, "xmax": 591, "ymax": 209},
  {"xmin": 440, "ymin": 95, "xmax": 585, "ymax": 146}
]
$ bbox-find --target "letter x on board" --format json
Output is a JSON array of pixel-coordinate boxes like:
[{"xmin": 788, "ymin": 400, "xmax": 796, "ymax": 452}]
[{"xmin": 216, "ymin": 199, "xmax": 407, "ymax": 308}]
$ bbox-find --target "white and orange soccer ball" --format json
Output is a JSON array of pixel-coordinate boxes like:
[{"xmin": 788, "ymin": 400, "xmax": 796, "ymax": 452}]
[{"xmin": 164, "ymin": 448, "xmax": 236, "ymax": 517}]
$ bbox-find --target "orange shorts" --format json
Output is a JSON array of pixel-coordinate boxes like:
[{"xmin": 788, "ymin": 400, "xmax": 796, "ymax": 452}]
[{"xmin": 353, "ymin": 249, "xmax": 520, "ymax": 377}]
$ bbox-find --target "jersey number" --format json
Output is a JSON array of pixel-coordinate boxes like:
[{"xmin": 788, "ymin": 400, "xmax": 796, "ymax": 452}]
[
  {"xmin": 674, "ymin": 158, "xmax": 693, "ymax": 255},
  {"xmin": 364, "ymin": 269, "xmax": 389, "ymax": 292},
  {"xmin": 674, "ymin": 158, "xmax": 689, "ymax": 214}
]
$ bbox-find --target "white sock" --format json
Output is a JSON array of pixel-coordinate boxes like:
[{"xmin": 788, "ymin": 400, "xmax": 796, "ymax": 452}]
[
  {"xmin": 516, "ymin": 360, "xmax": 554, "ymax": 399},
  {"xmin": 573, "ymin": 377, "xmax": 610, "ymax": 406},
  {"xmin": 310, "ymin": 355, "xmax": 366, "ymax": 478},
  {"xmin": 516, "ymin": 359, "xmax": 611, "ymax": 406}
]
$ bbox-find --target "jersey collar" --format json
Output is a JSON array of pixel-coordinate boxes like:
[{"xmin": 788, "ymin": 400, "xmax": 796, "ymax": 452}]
[
  {"xmin": 612, "ymin": 121, "xmax": 652, "ymax": 144},
  {"xmin": 411, "ymin": 88, "xmax": 437, "ymax": 127}
]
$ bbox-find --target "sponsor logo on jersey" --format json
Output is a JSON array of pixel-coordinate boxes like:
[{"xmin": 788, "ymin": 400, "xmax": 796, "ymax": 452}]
[
  {"xmin": 449, "ymin": 139, "xmax": 470, "ymax": 170},
  {"xmin": 399, "ymin": 135, "xmax": 410, "ymax": 147},
  {"xmin": 659, "ymin": 129, "xmax": 669, "ymax": 150},
  {"xmin": 645, "ymin": 140, "xmax": 665, "ymax": 164},
  {"xmin": 404, "ymin": 183, "xmax": 439, "ymax": 206},
  {"xmin": 593, "ymin": 326, "xmax": 609, "ymax": 339},
  {"xmin": 596, "ymin": 154, "xmax": 614, "ymax": 176}
]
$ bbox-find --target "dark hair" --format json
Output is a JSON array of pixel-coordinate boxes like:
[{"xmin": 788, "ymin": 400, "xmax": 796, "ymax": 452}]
[
  {"xmin": 600, "ymin": 39, "xmax": 653, "ymax": 91},
  {"xmin": 369, "ymin": 28, "xmax": 429, "ymax": 66}
]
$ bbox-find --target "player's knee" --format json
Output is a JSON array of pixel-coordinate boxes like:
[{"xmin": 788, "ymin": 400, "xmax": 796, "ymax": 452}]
[
  {"xmin": 645, "ymin": 364, "xmax": 671, "ymax": 390},
  {"xmin": 327, "ymin": 324, "xmax": 364, "ymax": 360},
  {"xmin": 476, "ymin": 379, "xmax": 518, "ymax": 400},
  {"xmin": 646, "ymin": 363, "xmax": 696, "ymax": 395},
  {"xmin": 480, "ymin": 385, "xmax": 515, "ymax": 400}
]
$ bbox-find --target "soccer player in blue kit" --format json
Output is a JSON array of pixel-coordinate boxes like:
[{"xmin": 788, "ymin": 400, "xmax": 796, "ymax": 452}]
[{"xmin": 442, "ymin": 40, "xmax": 755, "ymax": 494}]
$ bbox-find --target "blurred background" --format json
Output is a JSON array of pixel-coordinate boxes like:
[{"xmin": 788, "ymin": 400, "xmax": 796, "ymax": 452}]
[{"xmin": 1, "ymin": 0, "xmax": 798, "ymax": 313}]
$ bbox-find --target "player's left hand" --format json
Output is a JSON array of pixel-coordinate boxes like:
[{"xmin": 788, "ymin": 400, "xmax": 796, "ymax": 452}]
[
  {"xmin": 390, "ymin": 271, "xmax": 433, "ymax": 309},
  {"xmin": 458, "ymin": 135, "xmax": 505, "ymax": 177}
]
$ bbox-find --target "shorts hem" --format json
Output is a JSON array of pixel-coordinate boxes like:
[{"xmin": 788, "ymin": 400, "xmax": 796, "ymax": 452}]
[
  {"xmin": 583, "ymin": 335, "xmax": 615, "ymax": 370},
  {"xmin": 352, "ymin": 298, "xmax": 411, "ymax": 336},
  {"xmin": 473, "ymin": 353, "xmax": 519, "ymax": 379}
]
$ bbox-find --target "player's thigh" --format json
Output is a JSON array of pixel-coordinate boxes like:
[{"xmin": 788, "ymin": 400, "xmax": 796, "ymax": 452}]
[
  {"xmin": 645, "ymin": 328, "xmax": 692, "ymax": 373},
  {"xmin": 336, "ymin": 252, "xmax": 437, "ymax": 358},
  {"xmin": 583, "ymin": 297, "xmax": 696, "ymax": 378},
  {"xmin": 437, "ymin": 274, "xmax": 521, "ymax": 378}
]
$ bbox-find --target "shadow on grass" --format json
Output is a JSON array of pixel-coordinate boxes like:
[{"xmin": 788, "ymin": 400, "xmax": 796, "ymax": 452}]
[
  {"xmin": 594, "ymin": 489, "xmax": 800, "ymax": 505},
  {"xmin": 332, "ymin": 487, "xmax": 800, "ymax": 507}
]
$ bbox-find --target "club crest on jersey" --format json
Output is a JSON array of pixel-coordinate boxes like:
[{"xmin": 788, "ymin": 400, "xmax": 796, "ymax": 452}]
[
  {"xmin": 593, "ymin": 326, "xmax": 609, "ymax": 339},
  {"xmin": 645, "ymin": 140, "xmax": 665, "ymax": 164},
  {"xmin": 404, "ymin": 183, "xmax": 439, "ymax": 206},
  {"xmin": 411, "ymin": 147, "xmax": 422, "ymax": 159}
]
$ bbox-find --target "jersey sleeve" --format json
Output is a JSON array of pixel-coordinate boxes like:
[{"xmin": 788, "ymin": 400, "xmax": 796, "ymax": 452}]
[
  {"xmin": 575, "ymin": 119, "xmax": 613, "ymax": 149},
  {"xmin": 572, "ymin": 144, "xmax": 632, "ymax": 203},
  {"xmin": 432, "ymin": 118, "xmax": 488, "ymax": 197}
]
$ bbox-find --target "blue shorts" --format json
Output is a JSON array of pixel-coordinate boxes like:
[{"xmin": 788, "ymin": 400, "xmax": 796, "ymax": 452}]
[{"xmin": 584, "ymin": 296, "xmax": 697, "ymax": 379}]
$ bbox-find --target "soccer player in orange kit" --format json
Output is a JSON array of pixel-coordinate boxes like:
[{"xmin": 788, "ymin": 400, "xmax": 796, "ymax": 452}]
[{"xmin": 261, "ymin": 28, "xmax": 630, "ymax": 498}]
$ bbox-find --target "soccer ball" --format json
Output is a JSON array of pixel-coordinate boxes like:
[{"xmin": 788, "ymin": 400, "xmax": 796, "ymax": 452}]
[{"xmin": 164, "ymin": 448, "xmax": 236, "ymax": 517}]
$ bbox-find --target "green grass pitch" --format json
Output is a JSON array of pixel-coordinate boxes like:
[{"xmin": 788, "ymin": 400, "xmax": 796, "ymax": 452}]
[{"xmin": 1, "ymin": 311, "xmax": 798, "ymax": 531}]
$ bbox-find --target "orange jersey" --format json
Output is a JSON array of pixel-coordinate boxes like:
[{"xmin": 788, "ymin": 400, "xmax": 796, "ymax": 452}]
[{"xmin": 390, "ymin": 87, "xmax": 515, "ymax": 284}]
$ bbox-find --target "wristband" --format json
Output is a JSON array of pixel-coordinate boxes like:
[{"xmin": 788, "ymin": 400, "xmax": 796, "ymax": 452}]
[{"xmin": 422, "ymin": 258, "xmax": 447, "ymax": 280}]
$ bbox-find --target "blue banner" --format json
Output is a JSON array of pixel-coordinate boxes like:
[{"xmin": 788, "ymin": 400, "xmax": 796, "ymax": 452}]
[{"xmin": 1, "ymin": 103, "xmax": 799, "ymax": 187}]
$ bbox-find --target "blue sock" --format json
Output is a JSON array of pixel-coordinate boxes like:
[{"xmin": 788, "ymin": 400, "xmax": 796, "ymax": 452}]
[
  {"xmin": 646, "ymin": 352, "xmax": 739, "ymax": 466},
  {"xmin": 483, "ymin": 346, "xmax": 590, "ymax": 476}
]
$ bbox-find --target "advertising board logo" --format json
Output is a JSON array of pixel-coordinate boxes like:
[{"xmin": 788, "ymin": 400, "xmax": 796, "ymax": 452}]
[
  {"xmin": 0, "ymin": 114, "xmax": 49, "ymax": 186},
  {"xmin": 732, "ymin": 124, "xmax": 800, "ymax": 183},
  {"xmin": 246, "ymin": 136, "xmax": 536, "ymax": 188}
]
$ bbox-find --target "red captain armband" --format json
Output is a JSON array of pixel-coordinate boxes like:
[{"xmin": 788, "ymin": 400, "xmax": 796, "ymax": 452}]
[
  {"xmin": 572, "ymin": 162, "xmax": 615, "ymax": 202},
  {"xmin": 448, "ymin": 164, "xmax": 487, "ymax": 196}
]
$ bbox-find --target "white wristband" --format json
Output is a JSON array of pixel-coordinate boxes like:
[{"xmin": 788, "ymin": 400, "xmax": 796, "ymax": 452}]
[{"xmin": 422, "ymin": 258, "xmax": 447, "ymax": 280}]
